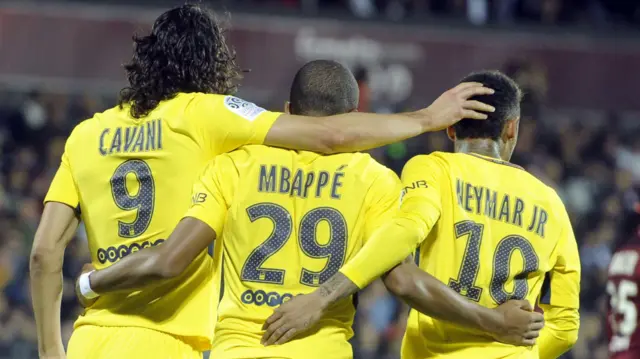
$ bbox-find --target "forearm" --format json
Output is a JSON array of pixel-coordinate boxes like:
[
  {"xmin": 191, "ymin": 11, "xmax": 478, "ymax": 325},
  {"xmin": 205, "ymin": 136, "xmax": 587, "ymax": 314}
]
[
  {"xmin": 340, "ymin": 217, "xmax": 425, "ymax": 289},
  {"xmin": 384, "ymin": 262, "xmax": 500, "ymax": 333},
  {"xmin": 90, "ymin": 246, "xmax": 169, "ymax": 293},
  {"xmin": 537, "ymin": 306, "xmax": 579, "ymax": 359},
  {"xmin": 30, "ymin": 209, "xmax": 78, "ymax": 357},
  {"xmin": 267, "ymin": 112, "xmax": 429, "ymax": 154},
  {"xmin": 30, "ymin": 266, "xmax": 65, "ymax": 356},
  {"xmin": 323, "ymin": 112, "xmax": 428, "ymax": 153}
]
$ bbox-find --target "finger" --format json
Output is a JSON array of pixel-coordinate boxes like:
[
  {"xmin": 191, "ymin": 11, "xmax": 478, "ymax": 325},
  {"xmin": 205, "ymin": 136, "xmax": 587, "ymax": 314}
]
[
  {"xmin": 453, "ymin": 82, "xmax": 485, "ymax": 92},
  {"xmin": 262, "ymin": 310, "xmax": 283, "ymax": 330},
  {"xmin": 261, "ymin": 317, "xmax": 286, "ymax": 345},
  {"xmin": 464, "ymin": 100, "xmax": 495, "ymax": 113},
  {"xmin": 529, "ymin": 321, "xmax": 544, "ymax": 331},
  {"xmin": 522, "ymin": 338, "xmax": 537, "ymax": 346},
  {"xmin": 524, "ymin": 330, "xmax": 540, "ymax": 339},
  {"xmin": 459, "ymin": 86, "xmax": 495, "ymax": 100},
  {"xmin": 263, "ymin": 321, "xmax": 290, "ymax": 346},
  {"xmin": 530, "ymin": 312, "xmax": 545, "ymax": 323},
  {"xmin": 461, "ymin": 109, "xmax": 488, "ymax": 120},
  {"xmin": 274, "ymin": 328, "xmax": 298, "ymax": 345}
]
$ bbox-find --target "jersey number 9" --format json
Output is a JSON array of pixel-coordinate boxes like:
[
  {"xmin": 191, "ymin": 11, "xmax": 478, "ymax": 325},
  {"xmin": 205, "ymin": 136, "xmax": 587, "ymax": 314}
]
[
  {"xmin": 110, "ymin": 159, "xmax": 155, "ymax": 238},
  {"xmin": 241, "ymin": 202, "xmax": 347, "ymax": 287}
]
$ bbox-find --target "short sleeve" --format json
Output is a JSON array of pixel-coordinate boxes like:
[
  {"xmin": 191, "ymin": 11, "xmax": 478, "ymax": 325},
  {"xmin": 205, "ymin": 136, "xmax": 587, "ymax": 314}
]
[
  {"xmin": 539, "ymin": 197, "xmax": 581, "ymax": 309},
  {"xmin": 184, "ymin": 154, "xmax": 238, "ymax": 234},
  {"xmin": 363, "ymin": 167, "xmax": 402, "ymax": 240},
  {"xmin": 44, "ymin": 151, "xmax": 80, "ymax": 210},
  {"xmin": 190, "ymin": 94, "xmax": 281, "ymax": 156}
]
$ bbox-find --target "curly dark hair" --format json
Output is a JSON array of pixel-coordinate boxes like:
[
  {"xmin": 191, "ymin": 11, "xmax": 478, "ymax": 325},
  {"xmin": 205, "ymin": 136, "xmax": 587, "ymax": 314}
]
[{"xmin": 119, "ymin": 4, "xmax": 242, "ymax": 118}]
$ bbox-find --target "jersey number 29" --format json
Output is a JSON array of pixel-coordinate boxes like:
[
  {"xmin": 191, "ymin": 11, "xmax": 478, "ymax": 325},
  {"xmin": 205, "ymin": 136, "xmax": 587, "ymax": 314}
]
[{"xmin": 241, "ymin": 202, "xmax": 347, "ymax": 287}]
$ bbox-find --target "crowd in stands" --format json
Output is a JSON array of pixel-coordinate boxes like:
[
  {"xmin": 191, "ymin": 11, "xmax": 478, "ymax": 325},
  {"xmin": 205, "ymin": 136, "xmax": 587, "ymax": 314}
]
[{"xmin": 261, "ymin": 0, "xmax": 640, "ymax": 26}]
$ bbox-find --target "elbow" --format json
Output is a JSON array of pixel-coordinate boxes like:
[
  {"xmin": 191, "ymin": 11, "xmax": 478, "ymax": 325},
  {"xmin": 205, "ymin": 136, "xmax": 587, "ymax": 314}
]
[
  {"xmin": 29, "ymin": 246, "xmax": 58, "ymax": 275},
  {"xmin": 317, "ymin": 125, "xmax": 356, "ymax": 154},
  {"xmin": 153, "ymin": 255, "xmax": 189, "ymax": 279},
  {"xmin": 157, "ymin": 266, "xmax": 183, "ymax": 279},
  {"xmin": 565, "ymin": 325, "xmax": 579, "ymax": 351},
  {"xmin": 383, "ymin": 265, "xmax": 416, "ymax": 298}
]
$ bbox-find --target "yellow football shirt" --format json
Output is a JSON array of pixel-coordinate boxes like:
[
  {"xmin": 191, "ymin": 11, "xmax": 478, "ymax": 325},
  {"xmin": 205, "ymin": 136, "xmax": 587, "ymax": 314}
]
[
  {"xmin": 44, "ymin": 93, "xmax": 280, "ymax": 350},
  {"xmin": 185, "ymin": 145, "xmax": 401, "ymax": 359},
  {"xmin": 340, "ymin": 151, "xmax": 581, "ymax": 359}
]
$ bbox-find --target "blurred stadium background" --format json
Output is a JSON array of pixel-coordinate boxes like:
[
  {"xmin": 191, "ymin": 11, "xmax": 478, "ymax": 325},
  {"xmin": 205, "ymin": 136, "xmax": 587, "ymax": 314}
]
[{"xmin": 1, "ymin": 0, "xmax": 639, "ymax": 358}]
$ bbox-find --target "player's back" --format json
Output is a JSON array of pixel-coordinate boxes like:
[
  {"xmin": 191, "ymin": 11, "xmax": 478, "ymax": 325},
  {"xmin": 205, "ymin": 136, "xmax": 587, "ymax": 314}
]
[
  {"xmin": 56, "ymin": 93, "xmax": 276, "ymax": 349},
  {"xmin": 209, "ymin": 145, "xmax": 399, "ymax": 359},
  {"xmin": 607, "ymin": 242, "xmax": 640, "ymax": 359},
  {"xmin": 403, "ymin": 152, "xmax": 568, "ymax": 359}
]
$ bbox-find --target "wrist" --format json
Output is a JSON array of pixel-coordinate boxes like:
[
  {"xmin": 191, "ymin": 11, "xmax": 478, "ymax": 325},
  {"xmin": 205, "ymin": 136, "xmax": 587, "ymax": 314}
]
[
  {"xmin": 78, "ymin": 271, "xmax": 99, "ymax": 299},
  {"xmin": 409, "ymin": 109, "xmax": 435, "ymax": 133},
  {"xmin": 477, "ymin": 307, "xmax": 505, "ymax": 335},
  {"xmin": 312, "ymin": 288, "xmax": 333, "ymax": 311}
]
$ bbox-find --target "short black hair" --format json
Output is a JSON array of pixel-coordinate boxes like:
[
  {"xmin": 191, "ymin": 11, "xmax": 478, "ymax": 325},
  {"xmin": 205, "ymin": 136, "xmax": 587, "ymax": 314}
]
[
  {"xmin": 119, "ymin": 4, "xmax": 241, "ymax": 118},
  {"xmin": 289, "ymin": 60, "xmax": 359, "ymax": 116},
  {"xmin": 453, "ymin": 70, "xmax": 522, "ymax": 140}
]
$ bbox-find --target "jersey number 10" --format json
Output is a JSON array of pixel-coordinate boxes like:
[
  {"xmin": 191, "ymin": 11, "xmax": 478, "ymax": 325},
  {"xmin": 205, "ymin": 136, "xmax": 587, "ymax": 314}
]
[
  {"xmin": 241, "ymin": 202, "xmax": 347, "ymax": 287},
  {"xmin": 449, "ymin": 220, "xmax": 540, "ymax": 304}
]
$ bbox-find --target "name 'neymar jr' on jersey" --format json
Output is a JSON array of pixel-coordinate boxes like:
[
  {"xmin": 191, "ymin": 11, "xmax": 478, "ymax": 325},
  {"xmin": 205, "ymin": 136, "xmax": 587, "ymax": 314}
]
[
  {"xmin": 76, "ymin": 61, "xmax": 542, "ymax": 359},
  {"xmin": 264, "ymin": 70, "xmax": 581, "ymax": 359},
  {"xmin": 30, "ymin": 4, "xmax": 498, "ymax": 359}
]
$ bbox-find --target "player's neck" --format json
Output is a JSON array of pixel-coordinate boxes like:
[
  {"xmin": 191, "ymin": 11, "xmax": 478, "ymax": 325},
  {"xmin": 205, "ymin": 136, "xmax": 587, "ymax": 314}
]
[{"xmin": 455, "ymin": 139, "xmax": 503, "ymax": 160}]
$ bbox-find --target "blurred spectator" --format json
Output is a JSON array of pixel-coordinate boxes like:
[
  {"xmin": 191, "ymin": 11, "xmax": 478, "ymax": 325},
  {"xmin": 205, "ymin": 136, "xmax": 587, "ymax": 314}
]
[{"xmin": 0, "ymin": 2, "xmax": 639, "ymax": 359}]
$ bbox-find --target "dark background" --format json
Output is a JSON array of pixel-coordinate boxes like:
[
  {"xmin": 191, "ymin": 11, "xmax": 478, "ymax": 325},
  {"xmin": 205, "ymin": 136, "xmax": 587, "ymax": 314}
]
[{"xmin": 0, "ymin": 1, "xmax": 638, "ymax": 358}]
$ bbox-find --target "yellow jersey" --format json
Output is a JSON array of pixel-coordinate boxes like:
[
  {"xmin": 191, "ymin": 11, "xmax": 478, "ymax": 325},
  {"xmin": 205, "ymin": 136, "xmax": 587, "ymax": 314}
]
[
  {"xmin": 185, "ymin": 145, "xmax": 401, "ymax": 359},
  {"xmin": 44, "ymin": 93, "xmax": 280, "ymax": 350},
  {"xmin": 341, "ymin": 151, "xmax": 581, "ymax": 359}
]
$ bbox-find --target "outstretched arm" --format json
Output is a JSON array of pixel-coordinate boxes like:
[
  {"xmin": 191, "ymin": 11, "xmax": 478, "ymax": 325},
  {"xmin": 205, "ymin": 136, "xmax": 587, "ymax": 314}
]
[
  {"xmin": 265, "ymin": 83, "xmax": 494, "ymax": 153},
  {"xmin": 85, "ymin": 218, "xmax": 215, "ymax": 294},
  {"xmin": 30, "ymin": 202, "xmax": 79, "ymax": 359}
]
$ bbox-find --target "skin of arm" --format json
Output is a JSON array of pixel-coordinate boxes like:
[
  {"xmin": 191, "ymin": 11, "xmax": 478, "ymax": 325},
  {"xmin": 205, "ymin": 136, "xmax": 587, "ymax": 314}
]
[
  {"xmin": 264, "ymin": 83, "xmax": 495, "ymax": 154},
  {"xmin": 382, "ymin": 258, "xmax": 544, "ymax": 346},
  {"xmin": 89, "ymin": 218, "xmax": 216, "ymax": 294},
  {"xmin": 383, "ymin": 258, "xmax": 502, "ymax": 332},
  {"xmin": 30, "ymin": 202, "xmax": 80, "ymax": 358}
]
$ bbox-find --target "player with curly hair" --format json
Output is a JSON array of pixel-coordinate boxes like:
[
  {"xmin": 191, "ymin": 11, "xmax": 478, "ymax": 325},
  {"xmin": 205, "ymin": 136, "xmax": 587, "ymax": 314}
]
[{"xmin": 30, "ymin": 4, "xmax": 494, "ymax": 359}]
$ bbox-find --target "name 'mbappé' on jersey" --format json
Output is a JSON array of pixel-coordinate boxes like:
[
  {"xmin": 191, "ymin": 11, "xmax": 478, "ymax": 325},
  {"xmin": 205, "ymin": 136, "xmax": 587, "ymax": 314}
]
[{"xmin": 185, "ymin": 145, "xmax": 401, "ymax": 359}]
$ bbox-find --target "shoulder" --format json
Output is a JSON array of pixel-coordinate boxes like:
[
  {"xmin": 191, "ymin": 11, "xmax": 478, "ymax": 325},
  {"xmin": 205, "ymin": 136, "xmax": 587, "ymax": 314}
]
[
  {"xmin": 353, "ymin": 153, "xmax": 400, "ymax": 185},
  {"xmin": 187, "ymin": 93, "xmax": 268, "ymax": 122},
  {"xmin": 217, "ymin": 144, "xmax": 270, "ymax": 166},
  {"xmin": 201, "ymin": 152, "xmax": 239, "ymax": 179},
  {"xmin": 64, "ymin": 112, "xmax": 105, "ymax": 149},
  {"xmin": 401, "ymin": 153, "xmax": 447, "ymax": 178}
]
